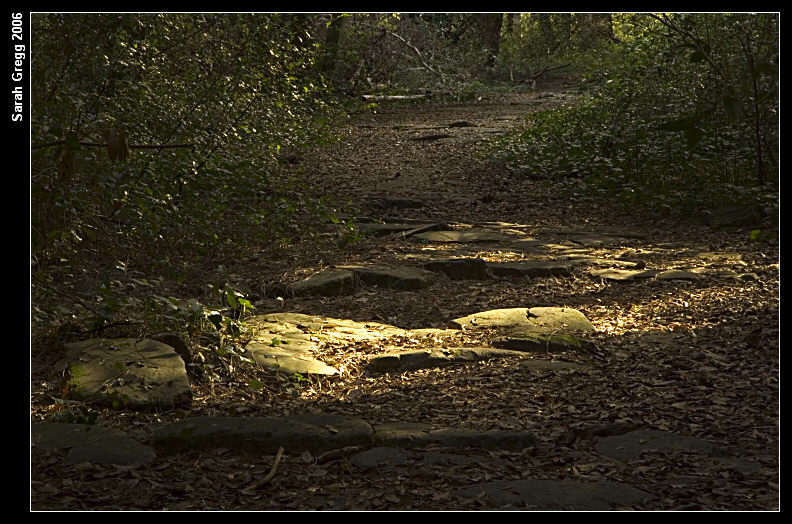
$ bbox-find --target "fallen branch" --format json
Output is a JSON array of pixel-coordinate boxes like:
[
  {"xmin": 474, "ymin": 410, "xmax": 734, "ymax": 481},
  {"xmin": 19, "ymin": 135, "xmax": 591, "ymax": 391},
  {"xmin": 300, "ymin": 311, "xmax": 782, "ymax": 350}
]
[
  {"xmin": 260, "ymin": 446, "xmax": 285, "ymax": 484},
  {"xmin": 357, "ymin": 22, "xmax": 445, "ymax": 81},
  {"xmin": 362, "ymin": 93, "xmax": 429, "ymax": 102},
  {"xmin": 362, "ymin": 89, "xmax": 453, "ymax": 102},
  {"xmin": 240, "ymin": 446, "xmax": 285, "ymax": 493},
  {"xmin": 516, "ymin": 63, "xmax": 572, "ymax": 84}
]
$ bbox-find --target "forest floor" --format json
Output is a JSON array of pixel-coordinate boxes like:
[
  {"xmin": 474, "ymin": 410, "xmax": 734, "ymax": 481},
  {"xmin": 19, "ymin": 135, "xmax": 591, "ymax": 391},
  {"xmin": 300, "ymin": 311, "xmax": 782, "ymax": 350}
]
[{"xmin": 30, "ymin": 85, "xmax": 779, "ymax": 511}]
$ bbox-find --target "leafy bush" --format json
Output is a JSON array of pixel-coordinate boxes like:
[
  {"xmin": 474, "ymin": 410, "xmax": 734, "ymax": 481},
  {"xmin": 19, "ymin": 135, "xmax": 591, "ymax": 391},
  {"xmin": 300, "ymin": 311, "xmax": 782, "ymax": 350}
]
[
  {"xmin": 486, "ymin": 13, "xmax": 778, "ymax": 220},
  {"xmin": 30, "ymin": 14, "xmax": 347, "ymax": 338}
]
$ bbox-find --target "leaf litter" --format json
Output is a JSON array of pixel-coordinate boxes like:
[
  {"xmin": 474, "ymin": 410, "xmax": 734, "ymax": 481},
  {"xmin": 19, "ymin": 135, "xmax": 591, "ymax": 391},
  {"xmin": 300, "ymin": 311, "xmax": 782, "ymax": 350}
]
[{"xmin": 31, "ymin": 90, "xmax": 778, "ymax": 510}]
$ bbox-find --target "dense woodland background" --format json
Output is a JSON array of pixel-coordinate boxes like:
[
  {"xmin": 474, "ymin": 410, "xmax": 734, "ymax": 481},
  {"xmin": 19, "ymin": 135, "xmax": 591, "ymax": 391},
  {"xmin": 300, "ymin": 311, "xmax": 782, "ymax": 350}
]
[{"xmin": 31, "ymin": 12, "xmax": 778, "ymax": 357}]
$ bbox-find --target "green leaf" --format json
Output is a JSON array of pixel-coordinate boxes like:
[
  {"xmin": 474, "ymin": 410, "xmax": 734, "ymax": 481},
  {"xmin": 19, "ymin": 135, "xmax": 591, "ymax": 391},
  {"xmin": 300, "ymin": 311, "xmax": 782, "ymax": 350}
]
[
  {"xmin": 225, "ymin": 288, "xmax": 238, "ymax": 309},
  {"xmin": 238, "ymin": 297, "xmax": 253, "ymax": 310},
  {"xmin": 249, "ymin": 379, "xmax": 264, "ymax": 391}
]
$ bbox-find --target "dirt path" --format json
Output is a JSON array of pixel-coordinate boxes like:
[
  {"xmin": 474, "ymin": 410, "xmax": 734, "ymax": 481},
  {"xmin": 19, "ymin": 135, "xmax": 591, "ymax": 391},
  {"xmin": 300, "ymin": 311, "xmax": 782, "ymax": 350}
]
[{"xmin": 31, "ymin": 90, "xmax": 779, "ymax": 510}]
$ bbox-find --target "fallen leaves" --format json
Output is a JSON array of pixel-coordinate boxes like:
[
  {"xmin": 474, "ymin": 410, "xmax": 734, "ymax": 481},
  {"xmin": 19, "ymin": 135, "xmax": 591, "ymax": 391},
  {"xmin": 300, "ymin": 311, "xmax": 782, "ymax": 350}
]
[{"xmin": 30, "ymin": 91, "xmax": 778, "ymax": 511}]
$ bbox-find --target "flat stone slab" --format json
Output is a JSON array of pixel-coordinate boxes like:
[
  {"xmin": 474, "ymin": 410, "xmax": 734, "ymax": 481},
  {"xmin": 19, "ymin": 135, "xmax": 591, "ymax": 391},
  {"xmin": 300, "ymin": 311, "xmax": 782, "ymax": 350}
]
[
  {"xmin": 31, "ymin": 422, "xmax": 157, "ymax": 465},
  {"xmin": 150, "ymin": 414, "xmax": 374, "ymax": 456},
  {"xmin": 373, "ymin": 422, "xmax": 537, "ymax": 450},
  {"xmin": 589, "ymin": 268, "xmax": 660, "ymax": 282},
  {"xmin": 251, "ymin": 313, "xmax": 406, "ymax": 341},
  {"xmin": 450, "ymin": 307, "xmax": 595, "ymax": 334},
  {"xmin": 292, "ymin": 269, "xmax": 355, "ymax": 296},
  {"xmin": 244, "ymin": 313, "xmax": 412, "ymax": 375},
  {"xmin": 487, "ymin": 260, "xmax": 573, "ymax": 278},
  {"xmin": 63, "ymin": 338, "xmax": 192, "ymax": 411},
  {"xmin": 492, "ymin": 332, "xmax": 596, "ymax": 353},
  {"xmin": 454, "ymin": 479, "xmax": 656, "ymax": 510},
  {"xmin": 568, "ymin": 257, "xmax": 639, "ymax": 269},
  {"xmin": 337, "ymin": 265, "xmax": 435, "ymax": 290},
  {"xmin": 287, "ymin": 261, "xmax": 452, "ymax": 295},
  {"xmin": 412, "ymin": 230, "xmax": 507, "ymax": 243},
  {"xmin": 697, "ymin": 251, "xmax": 745, "ymax": 265},
  {"xmin": 367, "ymin": 347, "xmax": 532, "ymax": 373},
  {"xmin": 244, "ymin": 342, "xmax": 339, "ymax": 376},
  {"xmin": 594, "ymin": 429, "xmax": 731, "ymax": 461},
  {"xmin": 423, "ymin": 258, "xmax": 490, "ymax": 280},
  {"xmin": 656, "ymin": 269, "xmax": 702, "ymax": 281}
]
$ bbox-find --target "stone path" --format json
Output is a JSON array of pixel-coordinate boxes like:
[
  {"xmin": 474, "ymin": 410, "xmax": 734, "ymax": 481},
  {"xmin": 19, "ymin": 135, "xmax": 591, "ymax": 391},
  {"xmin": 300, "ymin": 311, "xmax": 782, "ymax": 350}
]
[
  {"xmin": 32, "ymin": 411, "xmax": 758, "ymax": 509},
  {"xmin": 36, "ymin": 213, "xmax": 770, "ymax": 509},
  {"xmin": 32, "ymin": 82, "xmax": 777, "ymax": 509},
  {"xmin": 271, "ymin": 221, "xmax": 758, "ymax": 300}
]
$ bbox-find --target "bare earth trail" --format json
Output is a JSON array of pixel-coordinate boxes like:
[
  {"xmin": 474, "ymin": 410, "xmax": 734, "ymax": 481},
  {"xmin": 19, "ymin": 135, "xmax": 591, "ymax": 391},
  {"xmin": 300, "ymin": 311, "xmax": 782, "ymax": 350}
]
[{"xmin": 31, "ymin": 90, "xmax": 779, "ymax": 510}]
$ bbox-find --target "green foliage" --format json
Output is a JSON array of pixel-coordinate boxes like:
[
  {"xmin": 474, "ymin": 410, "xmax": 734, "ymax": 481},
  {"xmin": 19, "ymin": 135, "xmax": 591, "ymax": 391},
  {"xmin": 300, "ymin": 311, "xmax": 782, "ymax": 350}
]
[
  {"xmin": 487, "ymin": 13, "xmax": 778, "ymax": 219},
  {"xmin": 749, "ymin": 229, "xmax": 775, "ymax": 243},
  {"xmin": 51, "ymin": 402, "xmax": 100, "ymax": 425},
  {"xmin": 30, "ymin": 13, "xmax": 349, "ymax": 340}
]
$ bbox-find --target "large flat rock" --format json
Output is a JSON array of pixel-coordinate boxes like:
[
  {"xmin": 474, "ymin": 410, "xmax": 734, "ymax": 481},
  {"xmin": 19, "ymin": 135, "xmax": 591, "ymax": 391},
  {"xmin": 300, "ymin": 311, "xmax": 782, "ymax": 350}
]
[
  {"xmin": 487, "ymin": 260, "xmax": 573, "ymax": 278},
  {"xmin": 454, "ymin": 479, "xmax": 656, "ymax": 510},
  {"xmin": 150, "ymin": 414, "xmax": 374, "ymax": 455},
  {"xmin": 589, "ymin": 268, "xmax": 659, "ymax": 282},
  {"xmin": 412, "ymin": 230, "xmax": 508, "ymax": 243},
  {"xmin": 450, "ymin": 307, "xmax": 595, "ymax": 334},
  {"xmin": 63, "ymin": 338, "xmax": 192, "ymax": 411},
  {"xmin": 492, "ymin": 331, "xmax": 596, "ymax": 353},
  {"xmin": 423, "ymin": 258, "xmax": 490, "ymax": 280},
  {"xmin": 337, "ymin": 265, "xmax": 435, "ymax": 290},
  {"xmin": 594, "ymin": 429, "xmax": 731, "ymax": 461},
  {"xmin": 31, "ymin": 422, "xmax": 157, "ymax": 465},
  {"xmin": 250, "ymin": 313, "xmax": 406, "ymax": 341},
  {"xmin": 244, "ymin": 313, "xmax": 410, "ymax": 376},
  {"xmin": 292, "ymin": 269, "xmax": 355, "ymax": 296},
  {"xmin": 373, "ymin": 422, "xmax": 537, "ymax": 451},
  {"xmin": 244, "ymin": 342, "xmax": 339, "ymax": 376}
]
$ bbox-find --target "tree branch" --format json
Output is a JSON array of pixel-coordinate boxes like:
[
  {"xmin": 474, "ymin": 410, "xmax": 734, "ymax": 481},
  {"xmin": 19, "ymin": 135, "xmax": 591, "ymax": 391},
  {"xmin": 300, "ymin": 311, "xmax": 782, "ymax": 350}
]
[{"xmin": 358, "ymin": 22, "xmax": 445, "ymax": 81}]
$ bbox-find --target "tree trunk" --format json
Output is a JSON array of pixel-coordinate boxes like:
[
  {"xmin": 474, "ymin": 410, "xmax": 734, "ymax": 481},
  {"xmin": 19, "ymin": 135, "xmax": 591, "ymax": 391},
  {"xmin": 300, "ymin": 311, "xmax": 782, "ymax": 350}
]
[
  {"xmin": 320, "ymin": 14, "xmax": 344, "ymax": 74},
  {"xmin": 475, "ymin": 13, "xmax": 504, "ymax": 67}
]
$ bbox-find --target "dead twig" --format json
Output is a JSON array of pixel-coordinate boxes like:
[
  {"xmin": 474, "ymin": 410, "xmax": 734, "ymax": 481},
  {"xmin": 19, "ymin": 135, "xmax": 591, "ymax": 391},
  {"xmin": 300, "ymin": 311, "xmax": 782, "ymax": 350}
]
[
  {"xmin": 260, "ymin": 446, "xmax": 285, "ymax": 484},
  {"xmin": 240, "ymin": 446, "xmax": 285, "ymax": 493}
]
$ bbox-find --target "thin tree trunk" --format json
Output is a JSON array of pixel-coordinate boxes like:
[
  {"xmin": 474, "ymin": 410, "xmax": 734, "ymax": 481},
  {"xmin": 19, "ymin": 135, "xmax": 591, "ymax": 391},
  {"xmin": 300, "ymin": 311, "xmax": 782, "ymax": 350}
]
[
  {"xmin": 320, "ymin": 14, "xmax": 344, "ymax": 74},
  {"xmin": 476, "ymin": 13, "xmax": 504, "ymax": 67}
]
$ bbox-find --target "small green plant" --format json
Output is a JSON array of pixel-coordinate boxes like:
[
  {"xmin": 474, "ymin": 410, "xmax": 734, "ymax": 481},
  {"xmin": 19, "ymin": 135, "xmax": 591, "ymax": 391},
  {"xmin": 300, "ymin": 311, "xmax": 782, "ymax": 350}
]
[
  {"xmin": 749, "ymin": 229, "xmax": 775, "ymax": 242},
  {"xmin": 51, "ymin": 402, "xmax": 99, "ymax": 425}
]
